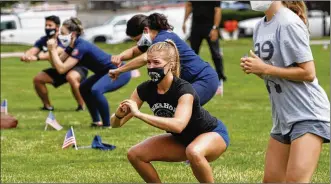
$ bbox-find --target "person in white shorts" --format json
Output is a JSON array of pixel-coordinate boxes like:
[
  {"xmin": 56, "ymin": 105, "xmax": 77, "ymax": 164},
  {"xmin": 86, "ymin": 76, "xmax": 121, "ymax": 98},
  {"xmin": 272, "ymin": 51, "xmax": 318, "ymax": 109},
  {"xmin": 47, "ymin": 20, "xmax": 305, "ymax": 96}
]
[{"xmin": 240, "ymin": 1, "xmax": 330, "ymax": 183}]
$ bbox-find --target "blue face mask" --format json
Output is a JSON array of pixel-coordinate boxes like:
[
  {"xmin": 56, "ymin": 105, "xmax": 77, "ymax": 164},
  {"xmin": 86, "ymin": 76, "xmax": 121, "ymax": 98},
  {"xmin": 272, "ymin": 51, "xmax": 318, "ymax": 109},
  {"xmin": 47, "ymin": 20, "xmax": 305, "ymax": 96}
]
[{"xmin": 45, "ymin": 28, "xmax": 56, "ymax": 38}]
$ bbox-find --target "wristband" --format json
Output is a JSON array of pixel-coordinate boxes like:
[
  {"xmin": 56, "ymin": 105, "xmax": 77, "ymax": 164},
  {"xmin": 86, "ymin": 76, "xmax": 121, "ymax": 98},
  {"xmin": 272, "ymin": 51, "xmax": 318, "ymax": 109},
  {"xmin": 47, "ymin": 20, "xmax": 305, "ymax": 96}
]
[
  {"xmin": 115, "ymin": 113, "xmax": 124, "ymax": 119},
  {"xmin": 65, "ymin": 47, "xmax": 74, "ymax": 55}
]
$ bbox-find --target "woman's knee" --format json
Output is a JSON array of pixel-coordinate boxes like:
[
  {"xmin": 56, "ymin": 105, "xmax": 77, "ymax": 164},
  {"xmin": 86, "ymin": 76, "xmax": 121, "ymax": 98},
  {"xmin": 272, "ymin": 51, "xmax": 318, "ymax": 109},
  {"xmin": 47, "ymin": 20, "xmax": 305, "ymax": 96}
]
[
  {"xmin": 285, "ymin": 164, "xmax": 311, "ymax": 182},
  {"xmin": 66, "ymin": 71, "xmax": 80, "ymax": 84},
  {"xmin": 90, "ymin": 87, "xmax": 102, "ymax": 96},
  {"xmin": 127, "ymin": 145, "xmax": 144, "ymax": 163},
  {"xmin": 185, "ymin": 145, "xmax": 204, "ymax": 163}
]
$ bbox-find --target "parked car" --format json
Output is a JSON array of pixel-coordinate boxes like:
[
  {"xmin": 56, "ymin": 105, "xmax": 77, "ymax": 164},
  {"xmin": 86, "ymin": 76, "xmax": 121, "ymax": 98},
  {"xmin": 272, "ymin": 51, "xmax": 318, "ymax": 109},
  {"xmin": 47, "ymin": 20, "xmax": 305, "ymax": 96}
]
[
  {"xmin": 237, "ymin": 17, "xmax": 261, "ymax": 37},
  {"xmin": 82, "ymin": 12, "xmax": 146, "ymax": 44},
  {"xmin": 82, "ymin": 6, "xmax": 192, "ymax": 44},
  {"xmin": 221, "ymin": 1, "xmax": 251, "ymax": 11},
  {"xmin": 1, "ymin": 8, "xmax": 77, "ymax": 45},
  {"xmin": 238, "ymin": 10, "xmax": 330, "ymax": 38}
]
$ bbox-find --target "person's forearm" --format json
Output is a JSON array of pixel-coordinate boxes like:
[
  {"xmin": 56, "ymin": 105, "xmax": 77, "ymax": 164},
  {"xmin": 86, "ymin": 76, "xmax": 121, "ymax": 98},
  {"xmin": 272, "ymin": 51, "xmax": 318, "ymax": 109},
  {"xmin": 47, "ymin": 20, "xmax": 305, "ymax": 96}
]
[
  {"xmin": 37, "ymin": 52, "xmax": 50, "ymax": 60},
  {"xmin": 24, "ymin": 50, "xmax": 37, "ymax": 57},
  {"xmin": 254, "ymin": 73, "xmax": 263, "ymax": 79},
  {"xmin": 110, "ymin": 113, "xmax": 133, "ymax": 128},
  {"xmin": 135, "ymin": 112, "xmax": 186, "ymax": 133},
  {"xmin": 183, "ymin": 2, "xmax": 192, "ymax": 24},
  {"xmin": 214, "ymin": 8, "xmax": 221, "ymax": 27},
  {"xmin": 23, "ymin": 47, "xmax": 40, "ymax": 60},
  {"xmin": 49, "ymin": 48, "xmax": 68, "ymax": 74},
  {"xmin": 264, "ymin": 65, "xmax": 315, "ymax": 82},
  {"xmin": 110, "ymin": 114, "xmax": 122, "ymax": 128},
  {"xmin": 119, "ymin": 48, "xmax": 136, "ymax": 61},
  {"xmin": 59, "ymin": 52, "xmax": 69, "ymax": 61},
  {"xmin": 117, "ymin": 52, "xmax": 147, "ymax": 73}
]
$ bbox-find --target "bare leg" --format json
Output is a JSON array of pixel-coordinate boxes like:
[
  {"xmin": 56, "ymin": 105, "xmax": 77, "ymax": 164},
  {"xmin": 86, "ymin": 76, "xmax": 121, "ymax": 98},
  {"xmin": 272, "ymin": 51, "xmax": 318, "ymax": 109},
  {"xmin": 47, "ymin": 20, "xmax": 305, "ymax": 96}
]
[
  {"xmin": 66, "ymin": 70, "xmax": 85, "ymax": 108},
  {"xmin": 263, "ymin": 137, "xmax": 290, "ymax": 183},
  {"xmin": 286, "ymin": 133, "xmax": 323, "ymax": 182},
  {"xmin": 186, "ymin": 132, "xmax": 227, "ymax": 183},
  {"xmin": 127, "ymin": 134, "xmax": 187, "ymax": 183},
  {"xmin": 33, "ymin": 72, "xmax": 54, "ymax": 108}
]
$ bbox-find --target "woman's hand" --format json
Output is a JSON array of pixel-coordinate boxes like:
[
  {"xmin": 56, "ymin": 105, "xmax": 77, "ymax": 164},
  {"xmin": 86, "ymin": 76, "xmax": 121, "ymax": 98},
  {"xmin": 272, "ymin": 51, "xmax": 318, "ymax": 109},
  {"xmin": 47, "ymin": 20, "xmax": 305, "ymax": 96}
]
[
  {"xmin": 109, "ymin": 68, "xmax": 121, "ymax": 80},
  {"xmin": 111, "ymin": 55, "xmax": 123, "ymax": 67},
  {"xmin": 115, "ymin": 103, "xmax": 130, "ymax": 118},
  {"xmin": 121, "ymin": 99, "xmax": 140, "ymax": 117},
  {"xmin": 241, "ymin": 50, "xmax": 269, "ymax": 75},
  {"xmin": 47, "ymin": 38, "xmax": 57, "ymax": 51}
]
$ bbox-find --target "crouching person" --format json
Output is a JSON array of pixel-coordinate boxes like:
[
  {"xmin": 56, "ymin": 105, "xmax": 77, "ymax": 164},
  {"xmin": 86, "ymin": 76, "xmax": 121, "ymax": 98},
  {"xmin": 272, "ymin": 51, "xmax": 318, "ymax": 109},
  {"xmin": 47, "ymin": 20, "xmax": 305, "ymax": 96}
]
[{"xmin": 111, "ymin": 40, "xmax": 229, "ymax": 183}]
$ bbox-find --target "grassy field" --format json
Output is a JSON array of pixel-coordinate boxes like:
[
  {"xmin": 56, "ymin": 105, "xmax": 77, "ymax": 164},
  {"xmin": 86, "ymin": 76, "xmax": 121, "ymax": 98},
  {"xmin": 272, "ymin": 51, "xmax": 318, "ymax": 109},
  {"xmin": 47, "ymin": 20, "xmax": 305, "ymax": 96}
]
[{"xmin": 1, "ymin": 39, "xmax": 330, "ymax": 183}]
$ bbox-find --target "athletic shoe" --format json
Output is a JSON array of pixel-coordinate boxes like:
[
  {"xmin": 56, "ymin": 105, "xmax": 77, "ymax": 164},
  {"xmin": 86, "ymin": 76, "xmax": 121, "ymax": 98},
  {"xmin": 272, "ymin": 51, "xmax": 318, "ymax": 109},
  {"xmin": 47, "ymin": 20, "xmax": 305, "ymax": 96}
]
[
  {"xmin": 91, "ymin": 122, "xmax": 103, "ymax": 127},
  {"xmin": 40, "ymin": 106, "xmax": 54, "ymax": 111},
  {"xmin": 102, "ymin": 126, "xmax": 112, "ymax": 129}
]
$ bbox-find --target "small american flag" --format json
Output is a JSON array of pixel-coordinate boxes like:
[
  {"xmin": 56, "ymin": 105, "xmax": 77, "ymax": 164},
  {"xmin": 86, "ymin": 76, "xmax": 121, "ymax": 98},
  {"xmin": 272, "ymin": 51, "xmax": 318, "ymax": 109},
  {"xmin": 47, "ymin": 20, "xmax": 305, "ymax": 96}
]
[
  {"xmin": 62, "ymin": 127, "xmax": 77, "ymax": 150},
  {"xmin": 1, "ymin": 99, "xmax": 8, "ymax": 114},
  {"xmin": 45, "ymin": 112, "xmax": 63, "ymax": 131}
]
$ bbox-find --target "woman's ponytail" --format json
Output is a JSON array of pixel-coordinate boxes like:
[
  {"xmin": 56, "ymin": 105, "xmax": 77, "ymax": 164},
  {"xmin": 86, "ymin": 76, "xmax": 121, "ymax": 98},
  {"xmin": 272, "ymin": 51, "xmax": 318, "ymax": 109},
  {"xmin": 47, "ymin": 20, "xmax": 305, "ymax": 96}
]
[{"xmin": 282, "ymin": 1, "xmax": 308, "ymax": 27}]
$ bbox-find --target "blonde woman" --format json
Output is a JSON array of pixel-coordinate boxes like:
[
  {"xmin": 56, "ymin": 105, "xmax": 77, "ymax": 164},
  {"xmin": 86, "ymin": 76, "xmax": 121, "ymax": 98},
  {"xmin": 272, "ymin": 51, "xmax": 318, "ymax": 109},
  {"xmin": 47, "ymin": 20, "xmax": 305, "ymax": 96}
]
[{"xmin": 111, "ymin": 40, "xmax": 229, "ymax": 183}]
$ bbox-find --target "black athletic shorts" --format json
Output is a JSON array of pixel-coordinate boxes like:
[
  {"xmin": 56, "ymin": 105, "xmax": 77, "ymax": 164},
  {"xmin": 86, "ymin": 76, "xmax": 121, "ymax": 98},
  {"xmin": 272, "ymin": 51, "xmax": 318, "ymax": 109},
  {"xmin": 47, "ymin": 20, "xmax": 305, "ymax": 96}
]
[{"xmin": 43, "ymin": 66, "xmax": 88, "ymax": 88}]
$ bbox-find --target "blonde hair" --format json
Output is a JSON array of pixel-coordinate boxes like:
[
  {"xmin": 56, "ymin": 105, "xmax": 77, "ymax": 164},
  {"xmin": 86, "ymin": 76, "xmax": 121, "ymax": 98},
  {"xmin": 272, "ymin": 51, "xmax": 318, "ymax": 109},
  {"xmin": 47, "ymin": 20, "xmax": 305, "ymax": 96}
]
[
  {"xmin": 282, "ymin": 1, "xmax": 308, "ymax": 26},
  {"xmin": 147, "ymin": 39, "xmax": 180, "ymax": 77},
  {"xmin": 63, "ymin": 17, "xmax": 84, "ymax": 36}
]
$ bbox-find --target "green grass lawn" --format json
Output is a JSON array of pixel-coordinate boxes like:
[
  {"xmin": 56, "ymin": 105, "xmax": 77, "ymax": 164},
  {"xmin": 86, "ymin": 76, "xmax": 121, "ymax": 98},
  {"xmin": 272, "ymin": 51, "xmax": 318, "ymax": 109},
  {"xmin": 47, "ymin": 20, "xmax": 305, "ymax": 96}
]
[{"xmin": 1, "ymin": 39, "xmax": 330, "ymax": 183}]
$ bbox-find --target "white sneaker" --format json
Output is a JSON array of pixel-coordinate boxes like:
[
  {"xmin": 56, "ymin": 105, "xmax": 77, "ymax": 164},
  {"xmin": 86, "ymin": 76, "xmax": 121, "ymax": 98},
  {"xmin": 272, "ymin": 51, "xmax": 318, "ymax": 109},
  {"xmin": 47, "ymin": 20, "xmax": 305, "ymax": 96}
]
[
  {"xmin": 131, "ymin": 69, "xmax": 141, "ymax": 78},
  {"xmin": 215, "ymin": 80, "xmax": 223, "ymax": 96}
]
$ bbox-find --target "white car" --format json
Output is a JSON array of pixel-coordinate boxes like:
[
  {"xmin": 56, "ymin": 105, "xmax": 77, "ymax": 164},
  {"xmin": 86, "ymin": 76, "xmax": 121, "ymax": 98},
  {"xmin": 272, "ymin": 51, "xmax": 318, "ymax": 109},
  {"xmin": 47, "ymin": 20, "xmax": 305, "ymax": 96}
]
[
  {"xmin": 82, "ymin": 12, "xmax": 146, "ymax": 44},
  {"xmin": 82, "ymin": 7, "xmax": 192, "ymax": 44},
  {"xmin": 238, "ymin": 10, "xmax": 330, "ymax": 38}
]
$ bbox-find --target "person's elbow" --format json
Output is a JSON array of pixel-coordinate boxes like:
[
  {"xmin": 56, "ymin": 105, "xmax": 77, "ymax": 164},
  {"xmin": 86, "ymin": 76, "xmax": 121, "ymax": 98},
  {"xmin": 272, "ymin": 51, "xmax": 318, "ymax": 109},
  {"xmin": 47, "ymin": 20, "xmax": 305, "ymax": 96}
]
[
  {"xmin": 304, "ymin": 72, "xmax": 315, "ymax": 82},
  {"xmin": 298, "ymin": 61, "xmax": 315, "ymax": 82},
  {"xmin": 110, "ymin": 118, "xmax": 122, "ymax": 128},
  {"xmin": 171, "ymin": 119, "xmax": 188, "ymax": 133},
  {"xmin": 111, "ymin": 123, "xmax": 121, "ymax": 128},
  {"xmin": 303, "ymin": 67, "xmax": 316, "ymax": 82}
]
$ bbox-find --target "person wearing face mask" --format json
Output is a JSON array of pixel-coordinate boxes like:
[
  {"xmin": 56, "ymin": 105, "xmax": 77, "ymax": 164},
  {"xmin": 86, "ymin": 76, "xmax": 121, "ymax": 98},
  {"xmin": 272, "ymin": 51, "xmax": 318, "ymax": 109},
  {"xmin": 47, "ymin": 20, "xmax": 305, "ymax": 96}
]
[
  {"xmin": 109, "ymin": 13, "xmax": 220, "ymax": 106},
  {"xmin": 47, "ymin": 17, "xmax": 131, "ymax": 128},
  {"xmin": 241, "ymin": 1, "xmax": 330, "ymax": 182},
  {"xmin": 21, "ymin": 15, "xmax": 88, "ymax": 111},
  {"xmin": 111, "ymin": 40, "xmax": 229, "ymax": 183}
]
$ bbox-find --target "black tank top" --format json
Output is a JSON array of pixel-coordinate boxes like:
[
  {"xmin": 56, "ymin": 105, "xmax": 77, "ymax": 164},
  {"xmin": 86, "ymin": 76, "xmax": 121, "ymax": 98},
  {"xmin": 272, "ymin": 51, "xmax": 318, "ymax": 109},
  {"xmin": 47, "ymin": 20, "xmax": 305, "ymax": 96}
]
[{"xmin": 137, "ymin": 77, "xmax": 218, "ymax": 145}]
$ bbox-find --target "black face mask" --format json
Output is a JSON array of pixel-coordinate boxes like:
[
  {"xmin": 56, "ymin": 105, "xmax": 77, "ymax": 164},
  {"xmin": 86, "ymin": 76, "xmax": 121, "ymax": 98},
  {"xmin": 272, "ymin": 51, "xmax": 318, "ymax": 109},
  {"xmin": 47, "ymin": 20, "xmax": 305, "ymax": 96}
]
[
  {"xmin": 45, "ymin": 28, "xmax": 56, "ymax": 38},
  {"xmin": 147, "ymin": 63, "xmax": 170, "ymax": 84}
]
